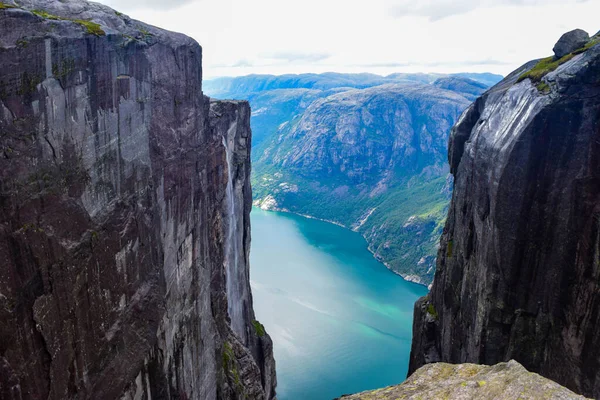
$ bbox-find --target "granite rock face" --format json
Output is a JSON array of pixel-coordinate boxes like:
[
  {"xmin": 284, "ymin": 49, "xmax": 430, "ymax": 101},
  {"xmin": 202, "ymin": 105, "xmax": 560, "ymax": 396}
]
[
  {"xmin": 410, "ymin": 32, "xmax": 600, "ymax": 398},
  {"xmin": 340, "ymin": 361, "xmax": 591, "ymax": 400},
  {"xmin": 0, "ymin": 1, "xmax": 275, "ymax": 399}
]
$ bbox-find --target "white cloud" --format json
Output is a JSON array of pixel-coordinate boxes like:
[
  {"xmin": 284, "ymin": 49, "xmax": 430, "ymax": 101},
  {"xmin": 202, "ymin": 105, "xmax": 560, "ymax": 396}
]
[
  {"xmin": 262, "ymin": 52, "xmax": 332, "ymax": 63},
  {"xmin": 389, "ymin": 0, "xmax": 593, "ymax": 20},
  {"xmin": 99, "ymin": 0, "xmax": 195, "ymax": 10},
  {"xmin": 94, "ymin": 0, "xmax": 600, "ymax": 78}
]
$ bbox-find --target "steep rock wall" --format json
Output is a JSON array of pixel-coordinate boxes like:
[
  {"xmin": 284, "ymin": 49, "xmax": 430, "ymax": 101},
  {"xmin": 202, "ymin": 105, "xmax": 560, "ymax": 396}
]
[
  {"xmin": 409, "ymin": 34, "xmax": 600, "ymax": 398},
  {"xmin": 0, "ymin": 1, "xmax": 275, "ymax": 399}
]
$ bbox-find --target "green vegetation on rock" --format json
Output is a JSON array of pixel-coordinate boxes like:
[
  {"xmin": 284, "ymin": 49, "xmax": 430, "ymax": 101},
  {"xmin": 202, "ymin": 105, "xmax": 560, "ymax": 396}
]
[
  {"xmin": 252, "ymin": 320, "xmax": 266, "ymax": 337},
  {"xmin": 517, "ymin": 35, "xmax": 600, "ymax": 92},
  {"xmin": 426, "ymin": 303, "xmax": 438, "ymax": 320},
  {"xmin": 32, "ymin": 8, "xmax": 105, "ymax": 36},
  {"xmin": 32, "ymin": 9, "xmax": 61, "ymax": 19},
  {"xmin": 536, "ymin": 82, "xmax": 550, "ymax": 94},
  {"xmin": 517, "ymin": 54, "xmax": 575, "ymax": 83},
  {"xmin": 222, "ymin": 341, "xmax": 243, "ymax": 392},
  {"xmin": 72, "ymin": 19, "xmax": 105, "ymax": 36}
]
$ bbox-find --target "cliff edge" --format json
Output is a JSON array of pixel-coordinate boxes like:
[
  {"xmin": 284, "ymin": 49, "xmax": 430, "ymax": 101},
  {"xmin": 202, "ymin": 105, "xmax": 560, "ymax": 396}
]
[
  {"xmin": 0, "ymin": 0, "xmax": 275, "ymax": 399},
  {"xmin": 410, "ymin": 29, "xmax": 600, "ymax": 398}
]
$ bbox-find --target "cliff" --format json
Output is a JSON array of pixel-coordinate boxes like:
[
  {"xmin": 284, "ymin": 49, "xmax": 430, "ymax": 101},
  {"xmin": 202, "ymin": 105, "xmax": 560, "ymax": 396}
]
[
  {"xmin": 410, "ymin": 30, "xmax": 600, "ymax": 398},
  {"xmin": 340, "ymin": 360, "xmax": 590, "ymax": 400},
  {"xmin": 0, "ymin": 1, "xmax": 275, "ymax": 399}
]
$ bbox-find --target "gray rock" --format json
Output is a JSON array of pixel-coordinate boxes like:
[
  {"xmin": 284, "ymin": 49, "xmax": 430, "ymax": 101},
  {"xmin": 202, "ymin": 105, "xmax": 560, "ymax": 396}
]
[
  {"xmin": 340, "ymin": 361, "xmax": 591, "ymax": 399},
  {"xmin": 410, "ymin": 30, "xmax": 600, "ymax": 399},
  {"xmin": 0, "ymin": 0, "xmax": 275, "ymax": 399},
  {"xmin": 553, "ymin": 29, "xmax": 589, "ymax": 58}
]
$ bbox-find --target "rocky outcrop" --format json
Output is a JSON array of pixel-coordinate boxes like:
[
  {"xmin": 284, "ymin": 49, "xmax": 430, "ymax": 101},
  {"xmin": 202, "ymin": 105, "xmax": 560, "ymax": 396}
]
[
  {"xmin": 410, "ymin": 30, "xmax": 600, "ymax": 398},
  {"xmin": 0, "ymin": 1, "xmax": 275, "ymax": 399},
  {"xmin": 340, "ymin": 361, "xmax": 590, "ymax": 400}
]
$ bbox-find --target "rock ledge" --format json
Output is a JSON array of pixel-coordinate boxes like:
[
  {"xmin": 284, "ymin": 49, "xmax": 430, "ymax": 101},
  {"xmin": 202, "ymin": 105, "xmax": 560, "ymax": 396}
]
[{"xmin": 340, "ymin": 361, "xmax": 590, "ymax": 399}]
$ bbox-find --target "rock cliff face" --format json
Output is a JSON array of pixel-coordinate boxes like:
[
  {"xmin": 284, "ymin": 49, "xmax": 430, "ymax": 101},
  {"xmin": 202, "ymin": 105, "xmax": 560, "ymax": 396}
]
[
  {"xmin": 340, "ymin": 361, "xmax": 590, "ymax": 400},
  {"xmin": 0, "ymin": 1, "xmax": 275, "ymax": 399},
  {"xmin": 410, "ymin": 31, "xmax": 600, "ymax": 398}
]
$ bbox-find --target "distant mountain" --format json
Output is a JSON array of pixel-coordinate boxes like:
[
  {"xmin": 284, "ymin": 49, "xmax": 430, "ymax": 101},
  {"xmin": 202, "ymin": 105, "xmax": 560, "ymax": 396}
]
[
  {"xmin": 204, "ymin": 72, "xmax": 502, "ymax": 99},
  {"xmin": 433, "ymin": 77, "xmax": 489, "ymax": 100},
  {"xmin": 205, "ymin": 72, "xmax": 500, "ymax": 285},
  {"xmin": 452, "ymin": 72, "xmax": 507, "ymax": 87}
]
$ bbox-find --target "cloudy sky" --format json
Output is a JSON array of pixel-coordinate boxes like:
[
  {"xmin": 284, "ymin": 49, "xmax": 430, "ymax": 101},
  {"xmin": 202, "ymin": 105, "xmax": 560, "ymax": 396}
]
[{"xmin": 96, "ymin": 0, "xmax": 599, "ymax": 78}]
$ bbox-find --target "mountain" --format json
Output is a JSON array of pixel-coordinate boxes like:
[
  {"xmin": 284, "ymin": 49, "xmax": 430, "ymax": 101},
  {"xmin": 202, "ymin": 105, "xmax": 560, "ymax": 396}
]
[
  {"xmin": 207, "ymin": 73, "xmax": 499, "ymax": 285},
  {"xmin": 433, "ymin": 77, "xmax": 489, "ymax": 101},
  {"xmin": 409, "ymin": 29, "xmax": 600, "ymax": 398},
  {"xmin": 205, "ymin": 72, "xmax": 503, "ymax": 99},
  {"xmin": 0, "ymin": 1, "xmax": 275, "ymax": 399},
  {"xmin": 252, "ymin": 83, "xmax": 477, "ymax": 285}
]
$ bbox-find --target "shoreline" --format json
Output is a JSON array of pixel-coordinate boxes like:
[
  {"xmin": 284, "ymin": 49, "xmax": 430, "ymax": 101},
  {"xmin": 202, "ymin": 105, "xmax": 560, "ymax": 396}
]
[{"xmin": 252, "ymin": 205, "xmax": 430, "ymax": 290}]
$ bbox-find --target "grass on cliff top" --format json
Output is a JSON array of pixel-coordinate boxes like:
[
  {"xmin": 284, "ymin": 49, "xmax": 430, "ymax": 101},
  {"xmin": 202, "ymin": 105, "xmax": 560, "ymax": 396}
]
[
  {"xmin": 72, "ymin": 19, "xmax": 105, "ymax": 36},
  {"xmin": 0, "ymin": 2, "xmax": 16, "ymax": 9},
  {"xmin": 517, "ymin": 54, "xmax": 575, "ymax": 83},
  {"xmin": 32, "ymin": 9, "xmax": 105, "ymax": 36},
  {"xmin": 517, "ymin": 37, "xmax": 600, "ymax": 86}
]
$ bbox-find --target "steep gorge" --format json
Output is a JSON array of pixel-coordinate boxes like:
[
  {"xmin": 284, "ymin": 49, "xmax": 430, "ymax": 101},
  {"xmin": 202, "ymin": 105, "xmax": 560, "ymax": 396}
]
[
  {"xmin": 409, "ymin": 30, "xmax": 600, "ymax": 398},
  {"xmin": 0, "ymin": 1, "xmax": 274, "ymax": 399},
  {"xmin": 205, "ymin": 73, "xmax": 502, "ymax": 285}
]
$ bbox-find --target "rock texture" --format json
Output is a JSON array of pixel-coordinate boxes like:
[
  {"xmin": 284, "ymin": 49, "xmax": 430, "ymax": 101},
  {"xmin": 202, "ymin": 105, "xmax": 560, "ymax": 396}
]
[
  {"xmin": 340, "ymin": 361, "xmax": 590, "ymax": 400},
  {"xmin": 410, "ymin": 31, "xmax": 600, "ymax": 398},
  {"xmin": 0, "ymin": 1, "xmax": 275, "ymax": 399}
]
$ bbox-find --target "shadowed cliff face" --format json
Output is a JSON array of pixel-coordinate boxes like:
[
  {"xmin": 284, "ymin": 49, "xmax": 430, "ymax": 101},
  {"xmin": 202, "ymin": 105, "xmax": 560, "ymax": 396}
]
[
  {"xmin": 0, "ymin": 1, "xmax": 275, "ymax": 399},
  {"xmin": 410, "ymin": 33, "xmax": 600, "ymax": 398}
]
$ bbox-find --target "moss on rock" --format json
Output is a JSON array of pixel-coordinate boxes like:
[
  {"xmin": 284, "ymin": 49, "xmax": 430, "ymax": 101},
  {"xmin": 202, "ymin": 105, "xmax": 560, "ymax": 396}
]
[{"xmin": 32, "ymin": 8, "xmax": 105, "ymax": 36}]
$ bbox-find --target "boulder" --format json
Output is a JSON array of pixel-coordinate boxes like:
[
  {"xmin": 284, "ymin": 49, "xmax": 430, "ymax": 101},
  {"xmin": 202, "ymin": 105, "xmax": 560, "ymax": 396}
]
[{"xmin": 553, "ymin": 29, "xmax": 589, "ymax": 58}]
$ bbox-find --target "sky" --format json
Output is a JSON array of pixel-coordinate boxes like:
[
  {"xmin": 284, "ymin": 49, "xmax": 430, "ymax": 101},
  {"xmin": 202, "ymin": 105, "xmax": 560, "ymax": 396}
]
[{"xmin": 96, "ymin": 0, "xmax": 600, "ymax": 79}]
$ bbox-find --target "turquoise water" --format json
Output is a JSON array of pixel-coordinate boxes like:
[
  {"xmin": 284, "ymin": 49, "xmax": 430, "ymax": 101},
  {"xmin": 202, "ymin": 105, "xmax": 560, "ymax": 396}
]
[{"xmin": 249, "ymin": 208, "xmax": 428, "ymax": 400}]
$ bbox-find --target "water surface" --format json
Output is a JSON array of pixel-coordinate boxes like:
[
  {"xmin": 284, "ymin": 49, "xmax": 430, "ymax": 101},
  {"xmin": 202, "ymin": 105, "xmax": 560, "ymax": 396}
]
[{"xmin": 250, "ymin": 208, "xmax": 428, "ymax": 400}]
